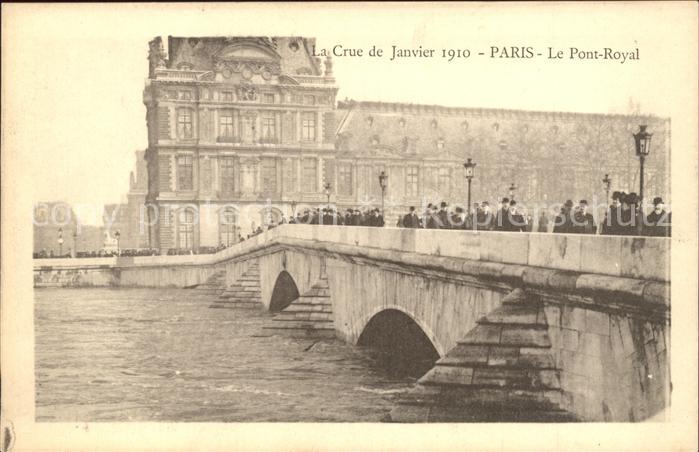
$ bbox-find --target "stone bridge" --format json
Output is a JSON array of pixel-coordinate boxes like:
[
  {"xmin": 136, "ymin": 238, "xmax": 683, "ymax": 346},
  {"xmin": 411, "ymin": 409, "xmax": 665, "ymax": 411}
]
[{"xmin": 34, "ymin": 224, "xmax": 670, "ymax": 422}]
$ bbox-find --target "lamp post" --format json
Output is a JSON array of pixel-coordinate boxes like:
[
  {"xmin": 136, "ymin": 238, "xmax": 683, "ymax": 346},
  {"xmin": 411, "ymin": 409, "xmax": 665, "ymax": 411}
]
[
  {"xmin": 378, "ymin": 171, "xmax": 388, "ymax": 218},
  {"xmin": 602, "ymin": 174, "xmax": 612, "ymax": 205},
  {"xmin": 323, "ymin": 182, "xmax": 331, "ymax": 205},
  {"xmin": 463, "ymin": 158, "xmax": 476, "ymax": 213},
  {"xmin": 114, "ymin": 230, "xmax": 121, "ymax": 256},
  {"xmin": 633, "ymin": 125, "xmax": 652, "ymax": 206},
  {"xmin": 57, "ymin": 227, "xmax": 64, "ymax": 257},
  {"xmin": 291, "ymin": 200, "xmax": 297, "ymax": 217},
  {"xmin": 508, "ymin": 182, "xmax": 517, "ymax": 200}
]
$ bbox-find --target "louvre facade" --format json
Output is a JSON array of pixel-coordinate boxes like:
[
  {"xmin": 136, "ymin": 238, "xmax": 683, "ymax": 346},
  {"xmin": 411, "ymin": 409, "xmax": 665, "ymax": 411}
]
[{"xmin": 141, "ymin": 36, "xmax": 670, "ymax": 252}]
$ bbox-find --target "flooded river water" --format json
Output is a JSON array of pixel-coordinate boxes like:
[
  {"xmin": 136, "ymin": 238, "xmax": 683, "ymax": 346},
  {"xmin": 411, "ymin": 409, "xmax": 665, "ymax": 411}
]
[{"xmin": 35, "ymin": 287, "xmax": 419, "ymax": 422}]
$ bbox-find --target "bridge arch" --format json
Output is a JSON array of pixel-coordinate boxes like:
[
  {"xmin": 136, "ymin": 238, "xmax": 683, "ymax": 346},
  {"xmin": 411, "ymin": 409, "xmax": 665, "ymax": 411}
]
[
  {"xmin": 356, "ymin": 306, "xmax": 442, "ymax": 379},
  {"xmin": 269, "ymin": 270, "xmax": 300, "ymax": 312},
  {"xmin": 356, "ymin": 305, "xmax": 445, "ymax": 356}
]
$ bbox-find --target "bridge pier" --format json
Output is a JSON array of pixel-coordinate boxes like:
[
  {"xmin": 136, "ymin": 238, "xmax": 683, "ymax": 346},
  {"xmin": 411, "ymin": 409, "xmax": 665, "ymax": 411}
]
[{"xmin": 390, "ymin": 286, "xmax": 669, "ymax": 422}]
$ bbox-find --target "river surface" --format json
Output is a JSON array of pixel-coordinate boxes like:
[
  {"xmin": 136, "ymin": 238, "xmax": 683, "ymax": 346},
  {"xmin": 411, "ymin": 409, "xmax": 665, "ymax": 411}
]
[{"xmin": 34, "ymin": 288, "xmax": 417, "ymax": 422}]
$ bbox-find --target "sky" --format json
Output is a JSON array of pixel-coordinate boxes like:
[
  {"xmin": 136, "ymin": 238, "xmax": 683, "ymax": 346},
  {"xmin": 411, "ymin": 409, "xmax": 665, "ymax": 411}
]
[{"xmin": 4, "ymin": 3, "xmax": 693, "ymax": 224}]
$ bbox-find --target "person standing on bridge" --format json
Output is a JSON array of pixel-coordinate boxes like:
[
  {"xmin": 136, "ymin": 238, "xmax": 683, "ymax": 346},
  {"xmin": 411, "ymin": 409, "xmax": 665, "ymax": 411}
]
[
  {"xmin": 438, "ymin": 201, "xmax": 450, "ymax": 229},
  {"xmin": 644, "ymin": 197, "xmax": 671, "ymax": 237},
  {"xmin": 451, "ymin": 206, "xmax": 467, "ymax": 230},
  {"xmin": 476, "ymin": 201, "xmax": 494, "ymax": 231},
  {"xmin": 537, "ymin": 210, "xmax": 550, "ymax": 233},
  {"xmin": 572, "ymin": 200, "xmax": 596, "ymax": 234},
  {"xmin": 402, "ymin": 206, "xmax": 421, "ymax": 228},
  {"xmin": 553, "ymin": 200, "xmax": 575, "ymax": 233},
  {"xmin": 494, "ymin": 198, "xmax": 510, "ymax": 231},
  {"xmin": 601, "ymin": 191, "xmax": 622, "ymax": 235}
]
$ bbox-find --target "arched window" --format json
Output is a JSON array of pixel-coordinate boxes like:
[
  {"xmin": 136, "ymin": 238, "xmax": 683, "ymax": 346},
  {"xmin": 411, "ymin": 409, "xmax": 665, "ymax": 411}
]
[
  {"xmin": 177, "ymin": 208, "xmax": 196, "ymax": 250},
  {"xmin": 219, "ymin": 208, "xmax": 238, "ymax": 246}
]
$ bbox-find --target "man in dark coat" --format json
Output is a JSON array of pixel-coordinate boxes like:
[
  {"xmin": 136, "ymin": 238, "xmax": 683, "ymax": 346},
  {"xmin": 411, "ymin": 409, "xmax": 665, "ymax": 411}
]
[
  {"xmin": 601, "ymin": 191, "xmax": 622, "ymax": 235},
  {"xmin": 438, "ymin": 201, "xmax": 451, "ymax": 229},
  {"xmin": 476, "ymin": 201, "xmax": 494, "ymax": 231},
  {"xmin": 504, "ymin": 200, "xmax": 526, "ymax": 232},
  {"xmin": 402, "ymin": 206, "xmax": 421, "ymax": 228},
  {"xmin": 553, "ymin": 200, "xmax": 575, "ymax": 233},
  {"xmin": 537, "ymin": 210, "xmax": 549, "ymax": 233},
  {"xmin": 451, "ymin": 206, "xmax": 467, "ymax": 230},
  {"xmin": 572, "ymin": 200, "xmax": 596, "ymax": 234},
  {"xmin": 645, "ymin": 197, "xmax": 671, "ymax": 237},
  {"xmin": 372, "ymin": 208, "xmax": 384, "ymax": 227},
  {"xmin": 494, "ymin": 198, "xmax": 510, "ymax": 231},
  {"xmin": 426, "ymin": 204, "xmax": 441, "ymax": 229},
  {"xmin": 301, "ymin": 209, "xmax": 311, "ymax": 224},
  {"xmin": 619, "ymin": 192, "xmax": 642, "ymax": 235}
]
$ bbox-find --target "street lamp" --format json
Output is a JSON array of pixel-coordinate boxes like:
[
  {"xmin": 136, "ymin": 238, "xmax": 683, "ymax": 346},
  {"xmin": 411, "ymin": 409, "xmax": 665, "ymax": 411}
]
[
  {"xmin": 114, "ymin": 230, "xmax": 121, "ymax": 256},
  {"xmin": 323, "ymin": 182, "xmax": 331, "ymax": 205},
  {"xmin": 463, "ymin": 158, "xmax": 476, "ymax": 214},
  {"xmin": 57, "ymin": 227, "xmax": 64, "ymax": 257},
  {"xmin": 378, "ymin": 170, "xmax": 388, "ymax": 218},
  {"xmin": 508, "ymin": 182, "xmax": 517, "ymax": 200},
  {"xmin": 290, "ymin": 200, "xmax": 297, "ymax": 217},
  {"xmin": 633, "ymin": 125, "xmax": 652, "ymax": 205},
  {"xmin": 602, "ymin": 173, "xmax": 612, "ymax": 205}
]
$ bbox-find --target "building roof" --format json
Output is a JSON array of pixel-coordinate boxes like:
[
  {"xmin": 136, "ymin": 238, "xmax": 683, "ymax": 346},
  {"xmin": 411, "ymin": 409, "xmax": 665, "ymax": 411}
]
[{"xmin": 333, "ymin": 100, "xmax": 669, "ymax": 165}]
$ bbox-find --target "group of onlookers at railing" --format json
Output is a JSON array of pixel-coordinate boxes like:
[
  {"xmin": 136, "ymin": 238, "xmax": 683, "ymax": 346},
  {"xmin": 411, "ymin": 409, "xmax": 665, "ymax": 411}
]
[
  {"xmin": 33, "ymin": 248, "xmax": 160, "ymax": 259},
  {"xmin": 284, "ymin": 207, "xmax": 386, "ymax": 227},
  {"xmin": 166, "ymin": 244, "xmax": 231, "ymax": 255},
  {"xmin": 32, "ymin": 245, "xmax": 230, "ymax": 259},
  {"xmin": 396, "ymin": 192, "xmax": 671, "ymax": 237}
]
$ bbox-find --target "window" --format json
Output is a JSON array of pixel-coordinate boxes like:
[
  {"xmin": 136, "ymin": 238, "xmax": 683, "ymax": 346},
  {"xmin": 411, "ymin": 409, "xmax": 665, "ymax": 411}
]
[
  {"xmin": 177, "ymin": 109, "xmax": 193, "ymax": 139},
  {"xmin": 177, "ymin": 209, "xmax": 195, "ymax": 249},
  {"xmin": 302, "ymin": 158, "xmax": 317, "ymax": 192},
  {"xmin": 180, "ymin": 91, "xmax": 192, "ymax": 100},
  {"xmin": 406, "ymin": 166, "xmax": 419, "ymax": 197},
  {"xmin": 264, "ymin": 93, "xmax": 275, "ymax": 104},
  {"xmin": 260, "ymin": 114, "xmax": 276, "ymax": 141},
  {"xmin": 301, "ymin": 112, "xmax": 316, "ymax": 141},
  {"xmin": 219, "ymin": 209, "xmax": 238, "ymax": 246},
  {"xmin": 261, "ymin": 158, "xmax": 277, "ymax": 193},
  {"xmin": 222, "ymin": 91, "xmax": 233, "ymax": 102},
  {"xmin": 438, "ymin": 167, "xmax": 451, "ymax": 194},
  {"xmin": 220, "ymin": 157, "xmax": 235, "ymax": 194},
  {"xmin": 338, "ymin": 164, "xmax": 353, "ymax": 195},
  {"xmin": 304, "ymin": 95, "xmax": 315, "ymax": 105},
  {"xmin": 219, "ymin": 111, "xmax": 234, "ymax": 138},
  {"xmin": 177, "ymin": 155, "xmax": 193, "ymax": 190}
]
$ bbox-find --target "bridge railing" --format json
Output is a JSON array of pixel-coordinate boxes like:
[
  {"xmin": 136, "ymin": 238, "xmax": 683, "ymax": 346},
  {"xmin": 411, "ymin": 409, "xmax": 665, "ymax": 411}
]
[
  {"xmin": 241, "ymin": 224, "xmax": 670, "ymax": 283},
  {"xmin": 33, "ymin": 225, "xmax": 669, "ymax": 284}
]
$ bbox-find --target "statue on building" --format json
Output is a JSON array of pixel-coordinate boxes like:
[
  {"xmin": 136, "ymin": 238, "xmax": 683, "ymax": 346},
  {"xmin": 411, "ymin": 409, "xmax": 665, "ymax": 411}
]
[{"xmin": 148, "ymin": 37, "xmax": 167, "ymax": 77}]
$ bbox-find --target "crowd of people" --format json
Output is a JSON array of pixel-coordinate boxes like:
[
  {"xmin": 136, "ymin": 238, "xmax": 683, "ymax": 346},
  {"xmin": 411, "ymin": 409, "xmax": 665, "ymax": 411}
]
[
  {"xmin": 166, "ymin": 244, "xmax": 229, "ymax": 255},
  {"xmin": 394, "ymin": 192, "xmax": 671, "ymax": 237},
  {"xmin": 33, "ymin": 245, "xmax": 228, "ymax": 259},
  {"xmin": 33, "ymin": 192, "xmax": 671, "ymax": 259},
  {"xmin": 287, "ymin": 207, "xmax": 385, "ymax": 227}
]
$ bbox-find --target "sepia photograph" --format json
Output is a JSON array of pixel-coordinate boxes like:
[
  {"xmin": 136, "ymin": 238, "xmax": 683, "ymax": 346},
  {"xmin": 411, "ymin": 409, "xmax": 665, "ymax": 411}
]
[{"xmin": 2, "ymin": 2, "xmax": 698, "ymax": 451}]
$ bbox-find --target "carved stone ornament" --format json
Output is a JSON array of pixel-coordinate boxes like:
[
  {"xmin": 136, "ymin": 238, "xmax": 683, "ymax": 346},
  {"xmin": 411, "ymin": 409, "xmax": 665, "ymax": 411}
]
[
  {"xmin": 216, "ymin": 60, "xmax": 281, "ymax": 79},
  {"xmin": 239, "ymin": 83, "xmax": 258, "ymax": 101}
]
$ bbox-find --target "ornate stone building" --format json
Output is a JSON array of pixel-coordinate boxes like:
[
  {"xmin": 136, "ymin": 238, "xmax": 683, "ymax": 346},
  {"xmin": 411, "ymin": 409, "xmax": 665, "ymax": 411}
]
[{"xmin": 143, "ymin": 36, "xmax": 670, "ymax": 253}]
